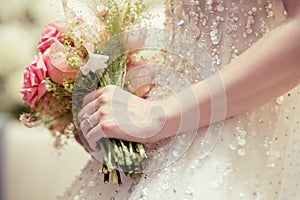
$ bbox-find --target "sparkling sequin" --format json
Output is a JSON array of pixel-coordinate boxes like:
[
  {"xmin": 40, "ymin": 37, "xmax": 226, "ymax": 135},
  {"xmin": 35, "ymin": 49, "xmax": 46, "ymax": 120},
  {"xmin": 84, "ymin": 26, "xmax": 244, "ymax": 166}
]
[
  {"xmin": 237, "ymin": 138, "xmax": 247, "ymax": 146},
  {"xmin": 238, "ymin": 148, "xmax": 246, "ymax": 156},
  {"xmin": 229, "ymin": 142, "xmax": 238, "ymax": 150},
  {"xmin": 177, "ymin": 19, "xmax": 185, "ymax": 26},
  {"xmin": 59, "ymin": 1, "xmax": 300, "ymax": 200},
  {"xmin": 276, "ymin": 96, "xmax": 285, "ymax": 104},
  {"xmin": 210, "ymin": 29, "xmax": 222, "ymax": 45}
]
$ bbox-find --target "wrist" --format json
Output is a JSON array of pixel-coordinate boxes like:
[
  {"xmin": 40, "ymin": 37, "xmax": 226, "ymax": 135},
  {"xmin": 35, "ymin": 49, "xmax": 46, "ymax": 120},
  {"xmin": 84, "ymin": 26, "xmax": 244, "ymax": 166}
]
[
  {"xmin": 152, "ymin": 97, "xmax": 181, "ymax": 141},
  {"xmin": 158, "ymin": 85, "xmax": 204, "ymax": 138}
]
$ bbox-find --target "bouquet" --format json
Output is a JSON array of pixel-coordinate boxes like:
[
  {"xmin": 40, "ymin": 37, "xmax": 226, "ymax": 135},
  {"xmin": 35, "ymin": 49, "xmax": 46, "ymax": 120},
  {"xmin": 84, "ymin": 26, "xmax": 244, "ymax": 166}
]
[{"xmin": 20, "ymin": 0, "xmax": 150, "ymax": 184}]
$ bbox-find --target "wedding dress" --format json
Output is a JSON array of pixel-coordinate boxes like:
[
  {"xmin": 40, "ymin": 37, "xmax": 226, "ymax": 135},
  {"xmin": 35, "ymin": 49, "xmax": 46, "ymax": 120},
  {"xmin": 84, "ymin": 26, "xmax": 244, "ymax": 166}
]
[{"xmin": 59, "ymin": 0, "xmax": 300, "ymax": 199}]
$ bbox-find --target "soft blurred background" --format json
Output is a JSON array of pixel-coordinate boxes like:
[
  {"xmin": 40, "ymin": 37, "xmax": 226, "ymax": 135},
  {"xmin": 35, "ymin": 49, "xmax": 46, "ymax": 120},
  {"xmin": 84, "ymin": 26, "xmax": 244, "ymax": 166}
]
[{"xmin": 0, "ymin": 0, "xmax": 90, "ymax": 199}]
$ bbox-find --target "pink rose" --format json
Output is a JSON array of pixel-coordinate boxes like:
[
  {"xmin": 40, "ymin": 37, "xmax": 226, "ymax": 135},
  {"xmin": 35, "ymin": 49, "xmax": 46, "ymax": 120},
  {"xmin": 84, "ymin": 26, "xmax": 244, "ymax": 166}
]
[
  {"xmin": 38, "ymin": 21, "xmax": 63, "ymax": 53},
  {"xmin": 20, "ymin": 53, "xmax": 48, "ymax": 109},
  {"xmin": 43, "ymin": 40, "xmax": 79, "ymax": 85}
]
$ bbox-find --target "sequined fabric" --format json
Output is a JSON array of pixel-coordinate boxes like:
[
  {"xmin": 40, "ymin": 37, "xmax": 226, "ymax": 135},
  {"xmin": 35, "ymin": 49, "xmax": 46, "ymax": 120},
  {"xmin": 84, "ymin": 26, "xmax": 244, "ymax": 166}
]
[{"xmin": 59, "ymin": 0, "xmax": 300, "ymax": 199}]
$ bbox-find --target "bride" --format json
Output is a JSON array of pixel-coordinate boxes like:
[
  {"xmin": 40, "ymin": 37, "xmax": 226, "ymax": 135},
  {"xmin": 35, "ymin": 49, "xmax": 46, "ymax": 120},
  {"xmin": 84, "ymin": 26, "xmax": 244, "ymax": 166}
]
[{"xmin": 60, "ymin": 0, "xmax": 300, "ymax": 199}]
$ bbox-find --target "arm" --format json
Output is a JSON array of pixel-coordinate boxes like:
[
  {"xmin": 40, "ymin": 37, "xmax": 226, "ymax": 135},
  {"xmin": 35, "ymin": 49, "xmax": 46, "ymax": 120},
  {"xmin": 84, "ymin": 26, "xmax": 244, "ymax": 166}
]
[
  {"xmin": 161, "ymin": 0, "xmax": 300, "ymax": 138},
  {"xmin": 79, "ymin": 1, "xmax": 300, "ymax": 149}
]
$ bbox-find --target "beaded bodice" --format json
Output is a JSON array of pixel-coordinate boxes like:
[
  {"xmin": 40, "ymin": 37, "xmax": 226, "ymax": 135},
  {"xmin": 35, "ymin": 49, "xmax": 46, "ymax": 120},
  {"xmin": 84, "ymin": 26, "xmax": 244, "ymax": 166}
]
[{"xmin": 165, "ymin": 0, "xmax": 286, "ymax": 68}]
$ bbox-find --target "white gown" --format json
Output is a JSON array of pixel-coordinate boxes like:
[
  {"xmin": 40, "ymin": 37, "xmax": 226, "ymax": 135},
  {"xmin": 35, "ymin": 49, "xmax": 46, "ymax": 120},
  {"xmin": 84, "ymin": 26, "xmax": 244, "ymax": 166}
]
[{"xmin": 59, "ymin": 0, "xmax": 300, "ymax": 199}]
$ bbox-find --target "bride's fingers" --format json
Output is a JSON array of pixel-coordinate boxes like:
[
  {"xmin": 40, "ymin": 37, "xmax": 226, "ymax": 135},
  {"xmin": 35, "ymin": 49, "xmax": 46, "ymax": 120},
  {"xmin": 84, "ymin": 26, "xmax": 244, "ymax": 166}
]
[
  {"xmin": 80, "ymin": 119, "xmax": 102, "ymax": 152},
  {"xmin": 89, "ymin": 141, "xmax": 100, "ymax": 152},
  {"xmin": 87, "ymin": 124, "xmax": 105, "ymax": 151},
  {"xmin": 79, "ymin": 88, "xmax": 113, "ymax": 121},
  {"xmin": 86, "ymin": 109, "xmax": 102, "ymax": 126},
  {"xmin": 82, "ymin": 89, "xmax": 103, "ymax": 107},
  {"xmin": 80, "ymin": 119, "xmax": 93, "ymax": 137},
  {"xmin": 78, "ymin": 97, "xmax": 104, "ymax": 122}
]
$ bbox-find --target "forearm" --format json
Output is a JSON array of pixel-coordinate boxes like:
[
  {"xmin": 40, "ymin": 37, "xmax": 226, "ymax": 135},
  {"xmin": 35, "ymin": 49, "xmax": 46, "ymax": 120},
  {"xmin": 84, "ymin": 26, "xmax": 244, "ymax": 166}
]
[
  {"xmin": 199, "ymin": 17, "xmax": 300, "ymax": 126},
  {"xmin": 161, "ymin": 15, "xmax": 300, "ymax": 138}
]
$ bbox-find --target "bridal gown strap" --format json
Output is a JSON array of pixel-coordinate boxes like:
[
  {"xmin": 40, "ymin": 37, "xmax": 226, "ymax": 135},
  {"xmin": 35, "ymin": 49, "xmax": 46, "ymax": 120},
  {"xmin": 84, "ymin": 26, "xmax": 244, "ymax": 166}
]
[{"xmin": 59, "ymin": 0, "xmax": 300, "ymax": 199}]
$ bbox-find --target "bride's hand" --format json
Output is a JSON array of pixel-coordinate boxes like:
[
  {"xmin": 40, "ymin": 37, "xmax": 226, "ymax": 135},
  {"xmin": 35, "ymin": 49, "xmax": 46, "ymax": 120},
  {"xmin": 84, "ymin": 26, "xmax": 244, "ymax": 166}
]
[{"xmin": 78, "ymin": 85, "xmax": 170, "ymax": 151}]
